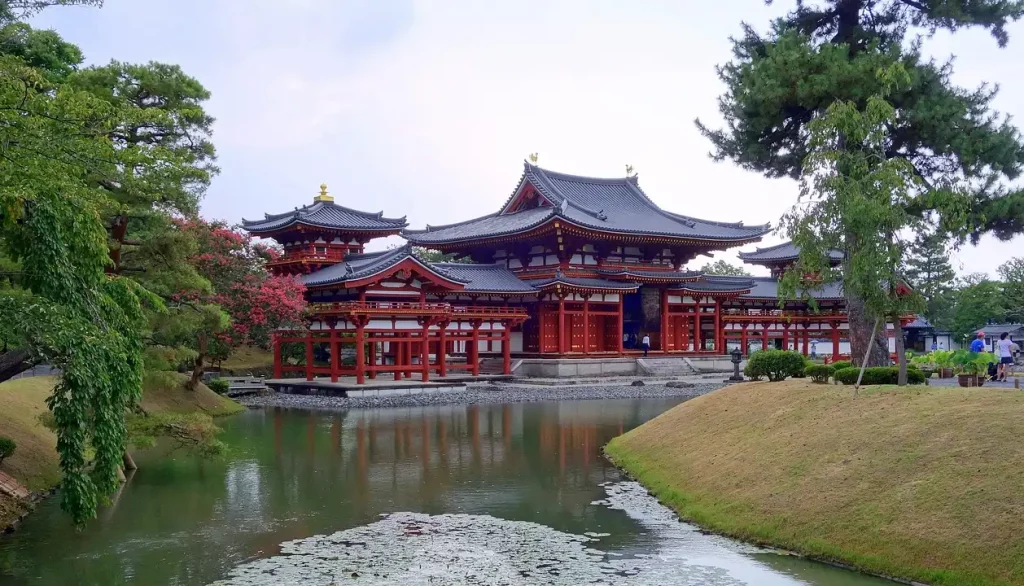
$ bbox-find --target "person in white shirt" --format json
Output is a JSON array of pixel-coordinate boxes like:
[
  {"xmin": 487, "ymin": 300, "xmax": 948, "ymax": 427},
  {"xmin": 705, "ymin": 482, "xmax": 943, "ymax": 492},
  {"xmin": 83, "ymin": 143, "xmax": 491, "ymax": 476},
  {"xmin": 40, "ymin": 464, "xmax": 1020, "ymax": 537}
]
[
  {"xmin": 995, "ymin": 332, "xmax": 1014, "ymax": 382},
  {"xmin": 641, "ymin": 333, "xmax": 650, "ymax": 357}
]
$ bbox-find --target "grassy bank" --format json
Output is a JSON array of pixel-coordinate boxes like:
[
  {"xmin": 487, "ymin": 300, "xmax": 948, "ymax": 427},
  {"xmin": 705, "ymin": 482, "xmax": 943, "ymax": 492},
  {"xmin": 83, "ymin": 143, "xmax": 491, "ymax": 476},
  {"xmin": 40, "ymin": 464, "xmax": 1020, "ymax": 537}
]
[
  {"xmin": 606, "ymin": 380, "xmax": 1024, "ymax": 586},
  {"xmin": 0, "ymin": 372, "xmax": 243, "ymax": 529}
]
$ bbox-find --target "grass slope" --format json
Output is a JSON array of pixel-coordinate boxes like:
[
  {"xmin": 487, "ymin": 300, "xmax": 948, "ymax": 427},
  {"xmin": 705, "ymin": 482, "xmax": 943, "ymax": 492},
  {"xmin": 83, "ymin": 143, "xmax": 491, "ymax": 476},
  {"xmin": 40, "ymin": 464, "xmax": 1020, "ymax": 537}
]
[
  {"xmin": 606, "ymin": 380, "xmax": 1024, "ymax": 586},
  {"xmin": 0, "ymin": 372, "xmax": 243, "ymax": 528},
  {"xmin": 219, "ymin": 345, "xmax": 274, "ymax": 376}
]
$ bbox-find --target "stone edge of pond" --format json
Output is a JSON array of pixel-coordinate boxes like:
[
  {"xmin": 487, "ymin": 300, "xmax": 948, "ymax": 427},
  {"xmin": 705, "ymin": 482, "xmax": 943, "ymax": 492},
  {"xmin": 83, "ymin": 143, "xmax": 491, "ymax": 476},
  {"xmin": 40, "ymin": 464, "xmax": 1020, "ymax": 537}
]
[
  {"xmin": 600, "ymin": 448, "xmax": 927, "ymax": 586},
  {"xmin": 235, "ymin": 382, "xmax": 724, "ymax": 412}
]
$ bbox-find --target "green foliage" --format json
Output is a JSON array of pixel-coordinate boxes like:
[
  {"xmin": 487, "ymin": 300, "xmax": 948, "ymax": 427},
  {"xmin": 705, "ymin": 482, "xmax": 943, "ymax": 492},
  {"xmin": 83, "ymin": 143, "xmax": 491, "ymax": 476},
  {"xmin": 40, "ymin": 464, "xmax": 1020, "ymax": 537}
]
[
  {"xmin": 698, "ymin": 260, "xmax": 751, "ymax": 276},
  {"xmin": 905, "ymin": 231, "xmax": 957, "ymax": 327},
  {"xmin": 127, "ymin": 412, "xmax": 225, "ymax": 457},
  {"xmin": 830, "ymin": 360, "xmax": 852, "ymax": 371},
  {"xmin": 0, "ymin": 436, "xmax": 15, "ymax": 465},
  {"xmin": 697, "ymin": 2, "xmax": 1024, "ymax": 242},
  {"xmin": 997, "ymin": 257, "xmax": 1024, "ymax": 323},
  {"xmin": 410, "ymin": 246, "xmax": 471, "ymax": 264},
  {"xmin": 948, "ymin": 278, "xmax": 1006, "ymax": 342},
  {"xmin": 804, "ymin": 364, "xmax": 834, "ymax": 383},
  {"xmin": 206, "ymin": 378, "xmax": 229, "ymax": 395},
  {"xmin": 834, "ymin": 366, "xmax": 925, "ymax": 385},
  {"xmin": 744, "ymin": 350, "xmax": 807, "ymax": 382},
  {"xmin": 952, "ymin": 350, "xmax": 997, "ymax": 375}
]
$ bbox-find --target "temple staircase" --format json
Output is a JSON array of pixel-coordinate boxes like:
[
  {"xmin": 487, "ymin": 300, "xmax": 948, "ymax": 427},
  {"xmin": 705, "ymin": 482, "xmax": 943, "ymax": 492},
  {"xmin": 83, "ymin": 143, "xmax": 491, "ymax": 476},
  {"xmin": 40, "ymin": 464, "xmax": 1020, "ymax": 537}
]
[
  {"xmin": 477, "ymin": 358, "xmax": 522, "ymax": 375},
  {"xmin": 636, "ymin": 357, "xmax": 697, "ymax": 377}
]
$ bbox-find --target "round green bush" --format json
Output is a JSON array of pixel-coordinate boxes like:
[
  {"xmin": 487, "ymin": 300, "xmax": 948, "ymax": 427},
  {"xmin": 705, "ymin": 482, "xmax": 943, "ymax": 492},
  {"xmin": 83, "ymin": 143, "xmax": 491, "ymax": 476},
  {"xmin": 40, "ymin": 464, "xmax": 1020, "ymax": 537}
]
[
  {"xmin": 804, "ymin": 364, "xmax": 833, "ymax": 383},
  {"xmin": 207, "ymin": 378, "xmax": 230, "ymax": 394},
  {"xmin": 0, "ymin": 436, "xmax": 16, "ymax": 466},
  {"xmin": 830, "ymin": 360, "xmax": 852, "ymax": 372},
  {"xmin": 745, "ymin": 350, "xmax": 807, "ymax": 382}
]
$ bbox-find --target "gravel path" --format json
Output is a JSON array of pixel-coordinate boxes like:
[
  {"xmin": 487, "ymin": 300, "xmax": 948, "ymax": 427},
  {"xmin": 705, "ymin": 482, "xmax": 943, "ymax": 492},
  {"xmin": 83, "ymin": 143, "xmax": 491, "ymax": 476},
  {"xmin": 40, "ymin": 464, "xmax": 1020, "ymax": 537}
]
[{"xmin": 237, "ymin": 382, "xmax": 722, "ymax": 411}]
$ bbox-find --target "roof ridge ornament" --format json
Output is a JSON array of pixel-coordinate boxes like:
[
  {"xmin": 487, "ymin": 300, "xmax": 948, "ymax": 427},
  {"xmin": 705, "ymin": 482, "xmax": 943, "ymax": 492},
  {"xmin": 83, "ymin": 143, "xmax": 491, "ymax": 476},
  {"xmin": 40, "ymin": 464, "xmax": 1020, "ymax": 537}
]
[{"xmin": 314, "ymin": 182, "xmax": 334, "ymax": 203}]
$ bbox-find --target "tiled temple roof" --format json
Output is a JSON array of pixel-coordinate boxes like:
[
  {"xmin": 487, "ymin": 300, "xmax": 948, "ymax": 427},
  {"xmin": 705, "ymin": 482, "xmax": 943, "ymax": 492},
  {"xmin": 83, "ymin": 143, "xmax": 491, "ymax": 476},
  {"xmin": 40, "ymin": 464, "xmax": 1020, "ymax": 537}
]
[
  {"xmin": 431, "ymin": 263, "xmax": 538, "ymax": 293},
  {"xmin": 302, "ymin": 247, "xmax": 538, "ymax": 293},
  {"xmin": 403, "ymin": 162, "xmax": 771, "ymax": 245},
  {"xmin": 673, "ymin": 276, "xmax": 756, "ymax": 293},
  {"xmin": 242, "ymin": 201, "xmax": 407, "ymax": 234},
  {"xmin": 596, "ymin": 268, "xmax": 702, "ymax": 281},
  {"xmin": 301, "ymin": 246, "xmax": 424, "ymax": 287},
  {"xmin": 738, "ymin": 241, "xmax": 843, "ymax": 264},
  {"xmin": 526, "ymin": 271, "xmax": 640, "ymax": 291},
  {"xmin": 732, "ymin": 276, "xmax": 845, "ymax": 300}
]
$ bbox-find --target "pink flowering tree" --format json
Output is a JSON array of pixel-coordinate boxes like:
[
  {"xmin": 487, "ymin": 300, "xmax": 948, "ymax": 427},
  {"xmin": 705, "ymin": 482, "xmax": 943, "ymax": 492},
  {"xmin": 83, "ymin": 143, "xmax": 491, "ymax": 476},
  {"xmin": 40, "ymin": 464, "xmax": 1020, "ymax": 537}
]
[{"xmin": 147, "ymin": 219, "xmax": 306, "ymax": 389}]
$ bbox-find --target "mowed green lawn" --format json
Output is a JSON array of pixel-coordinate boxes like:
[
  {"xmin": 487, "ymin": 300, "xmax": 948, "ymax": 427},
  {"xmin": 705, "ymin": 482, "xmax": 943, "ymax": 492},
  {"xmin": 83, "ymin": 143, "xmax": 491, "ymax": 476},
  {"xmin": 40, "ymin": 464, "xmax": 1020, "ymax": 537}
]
[{"xmin": 607, "ymin": 380, "xmax": 1024, "ymax": 586}]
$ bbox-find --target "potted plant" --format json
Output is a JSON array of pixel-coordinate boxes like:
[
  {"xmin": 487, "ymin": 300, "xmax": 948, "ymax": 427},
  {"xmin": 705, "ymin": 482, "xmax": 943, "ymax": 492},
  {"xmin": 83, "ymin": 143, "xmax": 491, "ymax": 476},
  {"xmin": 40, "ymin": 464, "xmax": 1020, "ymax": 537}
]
[
  {"xmin": 932, "ymin": 350, "xmax": 955, "ymax": 378},
  {"xmin": 910, "ymin": 353, "xmax": 936, "ymax": 379},
  {"xmin": 952, "ymin": 350, "xmax": 993, "ymax": 387}
]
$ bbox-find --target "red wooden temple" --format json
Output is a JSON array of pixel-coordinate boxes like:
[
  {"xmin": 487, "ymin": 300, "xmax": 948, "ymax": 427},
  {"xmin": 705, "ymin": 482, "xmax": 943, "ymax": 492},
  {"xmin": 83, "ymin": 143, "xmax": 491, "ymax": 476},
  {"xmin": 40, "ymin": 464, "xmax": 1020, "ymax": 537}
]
[{"xmin": 245, "ymin": 164, "xmax": 893, "ymax": 384}]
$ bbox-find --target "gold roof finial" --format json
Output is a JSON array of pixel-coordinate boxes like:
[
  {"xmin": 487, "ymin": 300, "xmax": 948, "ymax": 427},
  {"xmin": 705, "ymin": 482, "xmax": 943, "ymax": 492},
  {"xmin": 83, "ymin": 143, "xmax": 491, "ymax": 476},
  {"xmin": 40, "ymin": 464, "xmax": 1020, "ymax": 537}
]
[
  {"xmin": 528, "ymin": 152, "xmax": 539, "ymax": 164},
  {"xmin": 314, "ymin": 182, "xmax": 334, "ymax": 203}
]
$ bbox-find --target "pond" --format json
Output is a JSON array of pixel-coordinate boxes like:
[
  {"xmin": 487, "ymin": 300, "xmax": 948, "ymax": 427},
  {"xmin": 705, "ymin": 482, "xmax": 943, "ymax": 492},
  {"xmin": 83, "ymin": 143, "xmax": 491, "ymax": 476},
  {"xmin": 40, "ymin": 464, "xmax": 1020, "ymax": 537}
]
[{"xmin": 0, "ymin": 398, "xmax": 892, "ymax": 585}]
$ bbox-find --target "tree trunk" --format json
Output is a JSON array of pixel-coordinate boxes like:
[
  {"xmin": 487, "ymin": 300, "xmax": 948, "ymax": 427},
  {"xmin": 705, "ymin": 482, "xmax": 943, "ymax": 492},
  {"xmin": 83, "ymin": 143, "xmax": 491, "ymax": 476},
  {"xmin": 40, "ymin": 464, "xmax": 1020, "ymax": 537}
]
[
  {"xmin": 892, "ymin": 315, "xmax": 907, "ymax": 386},
  {"xmin": 188, "ymin": 353, "xmax": 205, "ymax": 391},
  {"xmin": 846, "ymin": 289, "xmax": 890, "ymax": 367},
  {"xmin": 0, "ymin": 348, "xmax": 35, "ymax": 384},
  {"xmin": 187, "ymin": 334, "xmax": 207, "ymax": 391}
]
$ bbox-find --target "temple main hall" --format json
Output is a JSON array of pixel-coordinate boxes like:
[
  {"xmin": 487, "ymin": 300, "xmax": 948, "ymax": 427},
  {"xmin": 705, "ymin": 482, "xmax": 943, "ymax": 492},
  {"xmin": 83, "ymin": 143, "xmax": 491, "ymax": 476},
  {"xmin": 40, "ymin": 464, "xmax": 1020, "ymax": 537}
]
[{"xmin": 244, "ymin": 162, "xmax": 877, "ymax": 384}]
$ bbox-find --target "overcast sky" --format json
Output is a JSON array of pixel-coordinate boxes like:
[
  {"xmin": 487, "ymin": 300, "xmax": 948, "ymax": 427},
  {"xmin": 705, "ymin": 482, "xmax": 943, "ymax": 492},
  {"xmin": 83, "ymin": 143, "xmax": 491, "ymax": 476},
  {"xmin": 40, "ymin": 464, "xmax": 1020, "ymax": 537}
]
[{"xmin": 34, "ymin": 0, "xmax": 1024, "ymax": 278}]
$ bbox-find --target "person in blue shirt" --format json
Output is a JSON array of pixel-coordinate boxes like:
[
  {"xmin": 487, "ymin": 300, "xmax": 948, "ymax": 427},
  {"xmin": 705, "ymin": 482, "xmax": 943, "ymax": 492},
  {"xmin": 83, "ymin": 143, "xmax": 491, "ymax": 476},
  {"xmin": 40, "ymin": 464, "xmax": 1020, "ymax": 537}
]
[{"xmin": 970, "ymin": 332, "xmax": 986, "ymax": 353}]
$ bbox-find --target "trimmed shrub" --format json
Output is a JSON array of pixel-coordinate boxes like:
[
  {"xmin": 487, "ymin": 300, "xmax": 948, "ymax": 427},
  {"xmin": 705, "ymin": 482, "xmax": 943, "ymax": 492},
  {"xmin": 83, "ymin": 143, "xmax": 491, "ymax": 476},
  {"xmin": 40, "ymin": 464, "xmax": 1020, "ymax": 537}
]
[
  {"xmin": 804, "ymin": 364, "xmax": 833, "ymax": 383},
  {"xmin": 0, "ymin": 437, "xmax": 16, "ymax": 466},
  {"xmin": 744, "ymin": 350, "xmax": 807, "ymax": 382},
  {"xmin": 207, "ymin": 378, "xmax": 230, "ymax": 394},
  {"xmin": 830, "ymin": 360, "xmax": 852, "ymax": 372},
  {"xmin": 834, "ymin": 366, "xmax": 925, "ymax": 386}
]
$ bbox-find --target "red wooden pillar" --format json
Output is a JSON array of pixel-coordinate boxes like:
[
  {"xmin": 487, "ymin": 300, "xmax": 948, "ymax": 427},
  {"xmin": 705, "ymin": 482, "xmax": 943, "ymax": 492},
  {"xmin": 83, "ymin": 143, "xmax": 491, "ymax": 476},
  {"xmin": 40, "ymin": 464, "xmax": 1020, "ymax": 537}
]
[
  {"xmin": 404, "ymin": 341, "xmax": 412, "ymax": 378},
  {"xmin": 421, "ymin": 322, "xmax": 430, "ymax": 382},
  {"xmin": 740, "ymin": 325, "xmax": 748, "ymax": 357},
  {"xmin": 394, "ymin": 340, "xmax": 403, "ymax": 381},
  {"xmin": 660, "ymin": 288, "xmax": 669, "ymax": 352},
  {"xmin": 782, "ymin": 325, "xmax": 790, "ymax": 352},
  {"xmin": 694, "ymin": 311, "xmax": 702, "ymax": 353},
  {"xmin": 762, "ymin": 326, "xmax": 770, "ymax": 351},
  {"xmin": 470, "ymin": 321, "xmax": 481, "ymax": 376},
  {"xmin": 329, "ymin": 326, "xmax": 340, "ymax": 383},
  {"xmin": 582, "ymin": 296, "xmax": 590, "ymax": 354},
  {"xmin": 355, "ymin": 322, "xmax": 366, "ymax": 385},
  {"xmin": 305, "ymin": 330, "xmax": 314, "ymax": 381},
  {"xmin": 832, "ymin": 323, "xmax": 841, "ymax": 357},
  {"xmin": 714, "ymin": 300, "xmax": 723, "ymax": 353},
  {"xmin": 616, "ymin": 295, "xmax": 624, "ymax": 354},
  {"xmin": 557, "ymin": 295, "xmax": 567, "ymax": 355},
  {"xmin": 502, "ymin": 324, "xmax": 512, "ymax": 375},
  {"xmin": 273, "ymin": 333, "xmax": 283, "ymax": 379},
  {"xmin": 674, "ymin": 316, "xmax": 682, "ymax": 351},
  {"xmin": 802, "ymin": 328, "xmax": 809, "ymax": 356},
  {"xmin": 438, "ymin": 323, "xmax": 448, "ymax": 377},
  {"xmin": 368, "ymin": 341, "xmax": 377, "ymax": 379}
]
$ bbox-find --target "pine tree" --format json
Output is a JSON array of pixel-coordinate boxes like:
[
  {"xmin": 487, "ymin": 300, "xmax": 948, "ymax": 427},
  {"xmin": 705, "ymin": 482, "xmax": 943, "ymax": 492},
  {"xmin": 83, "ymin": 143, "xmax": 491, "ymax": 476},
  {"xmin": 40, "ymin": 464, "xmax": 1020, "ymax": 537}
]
[
  {"xmin": 697, "ymin": 0, "xmax": 1024, "ymax": 365},
  {"xmin": 904, "ymin": 231, "xmax": 957, "ymax": 327}
]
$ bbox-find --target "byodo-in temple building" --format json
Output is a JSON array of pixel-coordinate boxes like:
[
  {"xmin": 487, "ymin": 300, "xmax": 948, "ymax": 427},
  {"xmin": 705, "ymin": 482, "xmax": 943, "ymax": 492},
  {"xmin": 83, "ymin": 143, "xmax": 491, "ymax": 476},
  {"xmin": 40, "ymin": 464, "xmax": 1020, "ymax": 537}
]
[{"xmin": 244, "ymin": 162, "xmax": 903, "ymax": 385}]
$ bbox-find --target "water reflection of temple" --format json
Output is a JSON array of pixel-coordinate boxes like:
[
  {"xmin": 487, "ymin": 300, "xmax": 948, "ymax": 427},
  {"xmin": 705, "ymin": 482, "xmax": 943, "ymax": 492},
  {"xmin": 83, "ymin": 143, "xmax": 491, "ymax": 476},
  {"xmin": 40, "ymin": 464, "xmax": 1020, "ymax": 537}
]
[{"xmin": 255, "ymin": 400, "xmax": 674, "ymax": 536}]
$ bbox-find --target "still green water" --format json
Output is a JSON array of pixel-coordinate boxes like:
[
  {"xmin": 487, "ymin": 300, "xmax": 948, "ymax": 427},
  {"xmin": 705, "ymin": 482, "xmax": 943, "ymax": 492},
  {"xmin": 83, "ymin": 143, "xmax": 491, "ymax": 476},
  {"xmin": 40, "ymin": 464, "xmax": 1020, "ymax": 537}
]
[{"xmin": 0, "ymin": 399, "xmax": 891, "ymax": 585}]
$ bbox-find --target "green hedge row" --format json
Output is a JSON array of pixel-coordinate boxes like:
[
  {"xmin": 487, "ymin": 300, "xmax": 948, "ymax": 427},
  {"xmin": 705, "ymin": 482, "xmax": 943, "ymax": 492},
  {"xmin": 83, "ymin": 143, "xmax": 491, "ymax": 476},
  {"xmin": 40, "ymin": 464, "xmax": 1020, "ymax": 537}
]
[{"xmin": 833, "ymin": 366, "xmax": 925, "ymax": 385}]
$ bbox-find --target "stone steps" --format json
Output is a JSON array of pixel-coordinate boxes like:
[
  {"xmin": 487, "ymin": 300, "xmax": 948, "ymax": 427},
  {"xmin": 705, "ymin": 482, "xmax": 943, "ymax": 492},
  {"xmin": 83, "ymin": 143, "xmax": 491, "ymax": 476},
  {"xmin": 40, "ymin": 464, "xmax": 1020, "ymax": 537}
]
[{"xmin": 636, "ymin": 357, "xmax": 696, "ymax": 377}]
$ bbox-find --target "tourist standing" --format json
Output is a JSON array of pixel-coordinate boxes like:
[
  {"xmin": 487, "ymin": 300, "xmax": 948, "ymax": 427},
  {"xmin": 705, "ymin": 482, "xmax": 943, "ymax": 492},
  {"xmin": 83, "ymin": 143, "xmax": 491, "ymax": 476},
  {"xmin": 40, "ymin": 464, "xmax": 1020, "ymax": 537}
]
[
  {"xmin": 970, "ymin": 332, "xmax": 986, "ymax": 353},
  {"xmin": 641, "ymin": 333, "xmax": 650, "ymax": 357},
  {"xmin": 996, "ymin": 332, "xmax": 1014, "ymax": 382}
]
